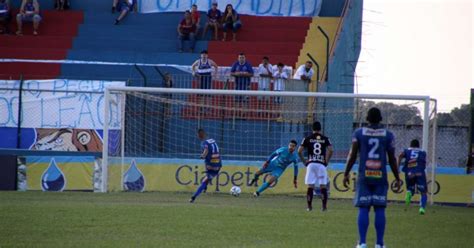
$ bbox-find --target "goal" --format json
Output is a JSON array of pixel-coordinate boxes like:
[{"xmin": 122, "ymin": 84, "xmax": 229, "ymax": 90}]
[{"xmin": 100, "ymin": 87, "xmax": 437, "ymax": 203}]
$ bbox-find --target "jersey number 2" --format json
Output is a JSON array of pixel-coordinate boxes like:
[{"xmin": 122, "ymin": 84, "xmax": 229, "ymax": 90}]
[{"xmin": 368, "ymin": 138, "xmax": 380, "ymax": 159}]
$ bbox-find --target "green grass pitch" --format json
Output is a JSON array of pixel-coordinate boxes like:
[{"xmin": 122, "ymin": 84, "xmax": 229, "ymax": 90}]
[{"xmin": 0, "ymin": 191, "xmax": 473, "ymax": 247}]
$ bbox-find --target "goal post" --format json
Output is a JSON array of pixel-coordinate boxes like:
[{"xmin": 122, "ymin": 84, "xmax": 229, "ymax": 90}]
[{"xmin": 100, "ymin": 86, "xmax": 437, "ymax": 203}]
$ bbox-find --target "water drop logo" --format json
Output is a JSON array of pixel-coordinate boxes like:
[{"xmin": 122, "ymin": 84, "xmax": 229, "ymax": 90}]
[
  {"xmin": 123, "ymin": 159, "xmax": 146, "ymax": 192},
  {"xmin": 41, "ymin": 158, "xmax": 66, "ymax": 192}
]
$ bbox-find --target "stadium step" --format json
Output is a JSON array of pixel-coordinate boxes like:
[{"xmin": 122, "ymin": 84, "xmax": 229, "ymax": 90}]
[
  {"xmin": 208, "ymin": 41, "xmax": 303, "ymax": 56},
  {"xmin": 82, "ymin": 12, "xmax": 188, "ymax": 26},
  {"xmin": 239, "ymin": 15, "xmax": 311, "ymax": 28},
  {"xmin": 0, "ymin": 62, "xmax": 61, "ymax": 79},
  {"xmin": 2, "ymin": 10, "xmax": 83, "ymax": 78},
  {"xmin": 0, "ymin": 36, "xmax": 73, "ymax": 49},
  {"xmin": 0, "ymin": 47, "xmax": 67, "ymax": 60},
  {"xmin": 75, "ymin": 28, "xmax": 305, "ymax": 41},
  {"xmin": 72, "ymin": 39, "xmax": 208, "ymax": 53},
  {"xmin": 66, "ymin": 50, "xmax": 200, "ymax": 65}
]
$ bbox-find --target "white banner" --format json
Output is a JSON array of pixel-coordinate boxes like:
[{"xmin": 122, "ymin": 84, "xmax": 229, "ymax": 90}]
[
  {"xmin": 0, "ymin": 80, "xmax": 125, "ymax": 129},
  {"xmin": 139, "ymin": 0, "xmax": 322, "ymax": 17}
]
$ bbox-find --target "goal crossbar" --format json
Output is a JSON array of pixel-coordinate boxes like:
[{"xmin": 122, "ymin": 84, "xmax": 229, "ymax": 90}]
[{"xmin": 106, "ymin": 86, "xmax": 431, "ymax": 101}]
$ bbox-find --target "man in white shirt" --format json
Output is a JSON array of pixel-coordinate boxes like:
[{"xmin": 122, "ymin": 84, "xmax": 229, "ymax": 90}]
[
  {"xmin": 293, "ymin": 61, "xmax": 314, "ymax": 83},
  {"xmin": 272, "ymin": 63, "xmax": 288, "ymax": 104},
  {"xmin": 257, "ymin": 56, "xmax": 273, "ymax": 92}
]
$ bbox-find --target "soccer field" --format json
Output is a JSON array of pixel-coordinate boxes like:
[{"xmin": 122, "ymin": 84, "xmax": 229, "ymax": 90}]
[{"xmin": 0, "ymin": 192, "xmax": 472, "ymax": 248}]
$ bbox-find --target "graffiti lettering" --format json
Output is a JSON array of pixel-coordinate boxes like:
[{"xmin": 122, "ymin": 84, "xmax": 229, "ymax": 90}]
[{"xmin": 0, "ymin": 80, "xmax": 124, "ymax": 129}]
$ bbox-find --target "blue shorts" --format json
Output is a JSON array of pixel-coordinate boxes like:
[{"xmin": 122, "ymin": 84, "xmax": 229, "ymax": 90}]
[
  {"xmin": 354, "ymin": 181, "xmax": 388, "ymax": 208},
  {"xmin": 205, "ymin": 165, "xmax": 221, "ymax": 180},
  {"xmin": 118, "ymin": 2, "xmax": 132, "ymax": 12},
  {"xmin": 405, "ymin": 172, "xmax": 427, "ymax": 194},
  {"xmin": 261, "ymin": 163, "xmax": 285, "ymax": 178},
  {"xmin": 199, "ymin": 74, "xmax": 212, "ymax": 89},
  {"xmin": 223, "ymin": 21, "xmax": 242, "ymax": 32},
  {"xmin": 17, "ymin": 13, "xmax": 41, "ymax": 22}
]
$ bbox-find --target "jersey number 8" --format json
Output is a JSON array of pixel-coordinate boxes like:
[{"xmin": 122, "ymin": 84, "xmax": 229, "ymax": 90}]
[{"xmin": 313, "ymin": 143, "xmax": 322, "ymax": 155}]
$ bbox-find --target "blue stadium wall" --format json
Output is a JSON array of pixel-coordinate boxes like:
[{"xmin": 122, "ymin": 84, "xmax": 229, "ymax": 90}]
[{"xmin": 318, "ymin": 0, "xmax": 363, "ymax": 154}]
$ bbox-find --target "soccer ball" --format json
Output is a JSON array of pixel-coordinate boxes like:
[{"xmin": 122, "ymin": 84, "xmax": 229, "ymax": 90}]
[{"xmin": 230, "ymin": 186, "xmax": 241, "ymax": 196}]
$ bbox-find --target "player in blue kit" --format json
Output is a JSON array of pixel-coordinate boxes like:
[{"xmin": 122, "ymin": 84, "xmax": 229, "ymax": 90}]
[
  {"xmin": 398, "ymin": 139, "xmax": 428, "ymax": 214},
  {"xmin": 249, "ymin": 140, "xmax": 299, "ymax": 197},
  {"xmin": 190, "ymin": 129, "xmax": 222, "ymax": 203},
  {"xmin": 344, "ymin": 107, "xmax": 401, "ymax": 248}
]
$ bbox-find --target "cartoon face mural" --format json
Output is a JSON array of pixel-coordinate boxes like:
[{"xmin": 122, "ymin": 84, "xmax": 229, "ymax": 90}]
[{"xmin": 32, "ymin": 128, "xmax": 102, "ymax": 152}]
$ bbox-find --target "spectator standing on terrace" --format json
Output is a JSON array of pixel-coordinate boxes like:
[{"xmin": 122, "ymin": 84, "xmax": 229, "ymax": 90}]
[
  {"xmin": 113, "ymin": 0, "xmax": 135, "ymax": 25},
  {"xmin": 162, "ymin": 72, "xmax": 173, "ymax": 117},
  {"xmin": 192, "ymin": 50, "xmax": 218, "ymax": 113},
  {"xmin": 293, "ymin": 61, "xmax": 314, "ymax": 84},
  {"xmin": 177, "ymin": 10, "xmax": 197, "ymax": 53},
  {"xmin": 16, "ymin": 0, "xmax": 41, "ymax": 36},
  {"xmin": 202, "ymin": 1, "xmax": 221, "ymax": 40},
  {"xmin": 0, "ymin": 0, "xmax": 10, "ymax": 34},
  {"xmin": 272, "ymin": 63, "xmax": 288, "ymax": 103},
  {"xmin": 190, "ymin": 4, "xmax": 201, "ymax": 36},
  {"xmin": 222, "ymin": 4, "xmax": 241, "ymax": 42},
  {"xmin": 257, "ymin": 56, "xmax": 273, "ymax": 92},
  {"xmin": 191, "ymin": 50, "xmax": 218, "ymax": 90},
  {"xmin": 231, "ymin": 53, "xmax": 253, "ymax": 102}
]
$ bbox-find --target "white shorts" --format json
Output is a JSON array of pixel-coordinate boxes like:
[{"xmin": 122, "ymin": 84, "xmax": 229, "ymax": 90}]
[{"xmin": 305, "ymin": 162, "xmax": 328, "ymax": 186}]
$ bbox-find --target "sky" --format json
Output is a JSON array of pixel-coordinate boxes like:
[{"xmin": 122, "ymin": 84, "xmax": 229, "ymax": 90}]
[{"xmin": 355, "ymin": 0, "xmax": 473, "ymax": 112}]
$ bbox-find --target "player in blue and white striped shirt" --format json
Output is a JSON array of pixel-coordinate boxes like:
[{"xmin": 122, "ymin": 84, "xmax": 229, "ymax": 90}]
[{"xmin": 190, "ymin": 129, "xmax": 222, "ymax": 203}]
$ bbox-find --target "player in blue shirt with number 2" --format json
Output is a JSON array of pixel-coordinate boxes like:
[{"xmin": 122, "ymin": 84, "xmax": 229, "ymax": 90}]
[{"xmin": 344, "ymin": 107, "xmax": 401, "ymax": 248}]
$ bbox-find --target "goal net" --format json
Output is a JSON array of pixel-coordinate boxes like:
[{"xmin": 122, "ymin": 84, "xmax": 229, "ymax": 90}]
[{"xmin": 100, "ymin": 87, "xmax": 437, "ymax": 203}]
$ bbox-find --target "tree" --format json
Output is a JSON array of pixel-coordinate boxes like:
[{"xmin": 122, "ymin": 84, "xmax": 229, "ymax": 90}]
[
  {"xmin": 436, "ymin": 104, "xmax": 469, "ymax": 126},
  {"xmin": 355, "ymin": 100, "xmax": 423, "ymax": 125},
  {"xmin": 355, "ymin": 101, "xmax": 470, "ymax": 127}
]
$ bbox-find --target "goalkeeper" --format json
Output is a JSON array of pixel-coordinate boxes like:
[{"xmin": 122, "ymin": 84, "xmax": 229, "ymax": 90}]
[{"xmin": 249, "ymin": 140, "xmax": 299, "ymax": 196}]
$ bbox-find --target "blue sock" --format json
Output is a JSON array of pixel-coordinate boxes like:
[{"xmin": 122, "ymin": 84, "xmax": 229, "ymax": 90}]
[
  {"xmin": 420, "ymin": 194, "xmax": 427, "ymax": 208},
  {"xmin": 358, "ymin": 207, "xmax": 369, "ymax": 245},
  {"xmin": 192, "ymin": 181, "xmax": 208, "ymax": 198},
  {"xmin": 374, "ymin": 207, "xmax": 386, "ymax": 246},
  {"xmin": 256, "ymin": 182, "xmax": 270, "ymax": 194}
]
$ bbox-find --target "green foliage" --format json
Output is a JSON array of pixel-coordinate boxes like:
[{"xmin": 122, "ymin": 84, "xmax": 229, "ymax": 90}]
[
  {"xmin": 437, "ymin": 104, "xmax": 470, "ymax": 126},
  {"xmin": 356, "ymin": 101, "xmax": 470, "ymax": 127},
  {"xmin": 0, "ymin": 192, "xmax": 473, "ymax": 247},
  {"xmin": 356, "ymin": 101, "xmax": 423, "ymax": 125}
]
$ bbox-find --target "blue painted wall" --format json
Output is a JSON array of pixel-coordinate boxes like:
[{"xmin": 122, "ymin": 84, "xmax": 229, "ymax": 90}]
[
  {"xmin": 317, "ymin": 0, "xmax": 362, "ymax": 152},
  {"xmin": 319, "ymin": 0, "xmax": 347, "ymax": 17}
]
